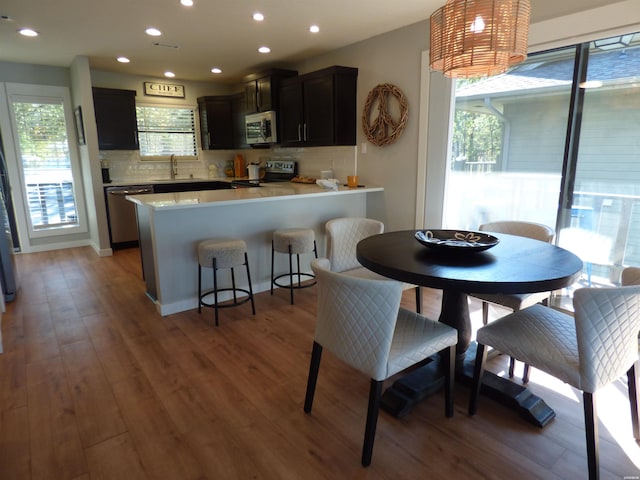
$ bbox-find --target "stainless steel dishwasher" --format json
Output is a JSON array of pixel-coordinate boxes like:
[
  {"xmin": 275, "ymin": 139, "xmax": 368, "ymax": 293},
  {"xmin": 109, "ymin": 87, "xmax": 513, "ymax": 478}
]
[{"xmin": 105, "ymin": 185, "xmax": 154, "ymax": 247}]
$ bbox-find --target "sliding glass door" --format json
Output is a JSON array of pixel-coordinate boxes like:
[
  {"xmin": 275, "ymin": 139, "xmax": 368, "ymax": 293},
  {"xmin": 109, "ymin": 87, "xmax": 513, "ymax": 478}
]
[{"xmin": 443, "ymin": 32, "xmax": 640, "ymax": 305}]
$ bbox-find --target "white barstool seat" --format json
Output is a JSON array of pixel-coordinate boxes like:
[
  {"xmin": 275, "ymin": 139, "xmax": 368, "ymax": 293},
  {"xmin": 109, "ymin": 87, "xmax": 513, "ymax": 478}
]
[
  {"xmin": 271, "ymin": 228, "xmax": 318, "ymax": 304},
  {"xmin": 197, "ymin": 238, "xmax": 255, "ymax": 326}
]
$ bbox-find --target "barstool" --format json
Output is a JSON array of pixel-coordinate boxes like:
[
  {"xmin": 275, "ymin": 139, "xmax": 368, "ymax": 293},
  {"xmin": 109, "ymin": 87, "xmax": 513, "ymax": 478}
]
[
  {"xmin": 271, "ymin": 228, "xmax": 318, "ymax": 304},
  {"xmin": 197, "ymin": 238, "xmax": 256, "ymax": 326}
]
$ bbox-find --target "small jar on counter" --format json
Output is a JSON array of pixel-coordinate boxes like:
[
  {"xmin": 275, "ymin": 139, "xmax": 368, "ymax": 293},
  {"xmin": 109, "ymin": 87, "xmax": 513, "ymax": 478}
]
[{"xmin": 225, "ymin": 161, "xmax": 235, "ymax": 177}]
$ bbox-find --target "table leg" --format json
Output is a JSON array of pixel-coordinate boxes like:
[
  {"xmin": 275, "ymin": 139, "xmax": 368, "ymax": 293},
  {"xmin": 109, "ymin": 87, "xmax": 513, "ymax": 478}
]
[
  {"xmin": 438, "ymin": 290, "xmax": 472, "ymax": 364},
  {"xmin": 380, "ymin": 291, "xmax": 555, "ymax": 427}
]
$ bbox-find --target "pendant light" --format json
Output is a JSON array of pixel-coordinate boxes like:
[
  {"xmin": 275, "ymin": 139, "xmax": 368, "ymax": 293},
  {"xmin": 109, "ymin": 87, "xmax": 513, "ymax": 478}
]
[{"xmin": 430, "ymin": 0, "xmax": 531, "ymax": 78}]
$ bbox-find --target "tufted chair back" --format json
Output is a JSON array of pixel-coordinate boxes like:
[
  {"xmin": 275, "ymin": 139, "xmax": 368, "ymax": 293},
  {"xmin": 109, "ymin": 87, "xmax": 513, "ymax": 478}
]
[
  {"xmin": 325, "ymin": 217, "xmax": 384, "ymax": 273},
  {"xmin": 574, "ymin": 286, "xmax": 640, "ymax": 392}
]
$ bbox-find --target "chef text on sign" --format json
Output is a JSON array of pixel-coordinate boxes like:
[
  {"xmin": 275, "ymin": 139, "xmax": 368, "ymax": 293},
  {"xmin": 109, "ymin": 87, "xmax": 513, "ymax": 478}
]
[{"xmin": 144, "ymin": 82, "xmax": 185, "ymax": 98}]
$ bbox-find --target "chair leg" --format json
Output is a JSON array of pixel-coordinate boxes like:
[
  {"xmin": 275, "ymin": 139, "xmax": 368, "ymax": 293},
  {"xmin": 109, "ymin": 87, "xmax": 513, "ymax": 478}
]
[
  {"xmin": 469, "ymin": 343, "xmax": 488, "ymax": 415},
  {"xmin": 444, "ymin": 345, "xmax": 455, "ymax": 418},
  {"xmin": 288, "ymin": 245, "xmax": 294, "ymax": 305},
  {"xmin": 212, "ymin": 258, "xmax": 219, "ymax": 327},
  {"xmin": 362, "ymin": 379, "xmax": 383, "ymax": 467},
  {"xmin": 482, "ymin": 301, "xmax": 489, "ymax": 325},
  {"xmin": 628, "ymin": 362, "xmax": 640, "ymax": 440},
  {"xmin": 508, "ymin": 356, "xmax": 516, "ymax": 377},
  {"xmin": 522, "ymin": 363, "xmax": 531, "ymax": 384},
  {"xmin": 197, "ymin": 264, "xmax": 202, "ymax": 313},
  {"xmin": 296, "ymin": 253, "xmax": 302, "ymax": 287},
  {"xmin": 230, "ymin": 267, "xmax": 238, "ymax": 304},
  {"xmin": 415, "ymin": 286, "xmax": 422, "ymax": 314},
  {"xmin": 270, "ymin": 241, "xmax": 275, "ymax": 295},
  {"xmin": 583, "ymin": 392, "xmax": 600, "ymax": 480},
  {"xmin": 244, "ymin": 252, "xmax": 256, "ymax": 315},
  {"xmin": 304, "ymin": 342, "xmax": 323, "ymax": 413}
]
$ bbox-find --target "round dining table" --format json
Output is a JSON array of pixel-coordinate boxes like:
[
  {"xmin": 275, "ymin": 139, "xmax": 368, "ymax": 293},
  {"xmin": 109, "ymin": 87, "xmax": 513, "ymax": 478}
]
[{"xmin": 356, "ymin": 229, "xmax": 584, "ymax": 426}]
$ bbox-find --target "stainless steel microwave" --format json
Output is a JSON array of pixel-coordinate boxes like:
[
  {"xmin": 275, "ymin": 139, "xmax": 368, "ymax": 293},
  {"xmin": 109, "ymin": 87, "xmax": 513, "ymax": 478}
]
[{"xmin": 245, "ymin": 111, "xmax": 277, "ymax": 145}]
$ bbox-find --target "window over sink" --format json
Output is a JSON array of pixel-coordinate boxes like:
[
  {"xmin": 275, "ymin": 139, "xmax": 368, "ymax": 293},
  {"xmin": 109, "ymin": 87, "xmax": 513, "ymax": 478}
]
[{"xmin": 136, "ymin": 104, "xmax": 197, "ymax": 159}]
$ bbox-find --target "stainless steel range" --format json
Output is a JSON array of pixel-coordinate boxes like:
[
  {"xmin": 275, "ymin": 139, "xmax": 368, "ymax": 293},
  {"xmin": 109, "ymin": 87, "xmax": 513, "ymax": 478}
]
[
  {"xmin": 263, "ymin": 160, "xmax": 297, "ymax": 182},
  {"xmin": 231, "ymin": 160, "xmax": 297, "ymax": 188}
]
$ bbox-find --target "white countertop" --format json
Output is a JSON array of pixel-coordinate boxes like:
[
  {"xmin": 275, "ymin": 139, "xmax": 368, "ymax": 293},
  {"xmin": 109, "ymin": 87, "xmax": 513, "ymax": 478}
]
[{"xmin": 126, "ymin": 182, "xmax": 383, "ymax": 211}]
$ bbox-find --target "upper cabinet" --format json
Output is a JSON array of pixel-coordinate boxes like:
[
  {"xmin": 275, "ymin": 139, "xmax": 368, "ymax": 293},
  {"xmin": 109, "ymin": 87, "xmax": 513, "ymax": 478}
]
[
  {"xmin": 231, "ymin": 92, "xmax": 250, "ymax": 149},
  {"xmin": 279, "ymin": 66, "xmax": 358, "ymax": 147},
  {"xmin": 198, "ymin": 96, "xmax": 234, "ymax": 150},
  {"xmin": 244, "ymin": 69, "xmax": 297, "ymax": 114},
  {"xmin": 92, "ymin": 87, "xmax": 138, "ymax": 150}
]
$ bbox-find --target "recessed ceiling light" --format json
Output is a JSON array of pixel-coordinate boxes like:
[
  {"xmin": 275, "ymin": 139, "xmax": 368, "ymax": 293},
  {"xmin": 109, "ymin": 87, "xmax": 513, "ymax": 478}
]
[
  {"xmin": 253, "ymin": 13, "xmax": 264, "ymax": 21},
  {"xmin": 117, "ymin": 56, "xmax": 130, "ymax": 63},
  {"xmin": 309, "ymin": 25, "xmax": 320, "ymax": 33},
  {"xmin": 18, "ymin": 28, "xmax": 38, "ymax": 37},
  {"xmin": 211, "ymin": 67, "xmax": 222, "ymax": 74},
  {"xmin": 164, "ymin": 71, "xmax": 176, "ymax": 78},
  {"xmin": 180, "ymin": 0, "xmax": 194, "ymax": 5},
  {"xmin": 258, "ymin": 46, "xmax": 271, "ymax": 54},
  {"xmin": 145, "ymin": 27, "xmax": 162, "ymax": 36}
]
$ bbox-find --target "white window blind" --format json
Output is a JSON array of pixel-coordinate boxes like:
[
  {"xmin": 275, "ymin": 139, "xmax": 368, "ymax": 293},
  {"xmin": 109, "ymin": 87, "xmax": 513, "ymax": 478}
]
[{"xmin": 136, "ymin": 105, "xmax": 197, "ymax": 157}]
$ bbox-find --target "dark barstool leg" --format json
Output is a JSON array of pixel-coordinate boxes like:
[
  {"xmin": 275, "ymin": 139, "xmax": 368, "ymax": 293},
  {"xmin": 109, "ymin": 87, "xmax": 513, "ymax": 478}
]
[
  {"xmin": 231, "ymin": 267, "xmax": 237, "ymax": 304},
  {"xmin": 270, "ymin": 240, "xmax": 275, "ymax": 295},
  {"xmin": 296, "ymin": 253, "xmax": 302, "ymax": 286},
  {"xmin": 212, "ymin": 258, "xmax": 219, "ymax": 327},
  {"xmin": 198, "ymin": 264, "xmax": 202, "ymax": 313},
  {"xmin": 313, "ymin": 240, "xmax": 318, "ymax": 258},
  {"xmin": 288, "ymin": 244, "xmax": 294, "ymax": 305},
  {"xmin": 245, "ymin": 252, "xmax": 256, "ymax": 315}
]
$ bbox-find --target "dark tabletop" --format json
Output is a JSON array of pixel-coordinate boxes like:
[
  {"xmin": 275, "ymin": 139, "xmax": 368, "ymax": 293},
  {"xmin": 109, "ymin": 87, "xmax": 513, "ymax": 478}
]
[{"xmin": 356, "ymin": 230, "xmax": 584, "ymax": 295}]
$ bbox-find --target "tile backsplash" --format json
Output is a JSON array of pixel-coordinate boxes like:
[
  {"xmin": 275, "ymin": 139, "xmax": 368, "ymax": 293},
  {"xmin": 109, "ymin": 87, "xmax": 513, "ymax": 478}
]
[{"xmin": 100, "ymin": 146, "xmax": 358, "ymax": 183}]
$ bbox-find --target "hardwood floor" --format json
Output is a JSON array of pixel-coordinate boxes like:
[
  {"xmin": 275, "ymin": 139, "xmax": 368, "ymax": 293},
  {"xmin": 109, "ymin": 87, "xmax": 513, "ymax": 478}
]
[{"xmin": 0, "ymin": 246, "xmax": 639, "ymax": 479}]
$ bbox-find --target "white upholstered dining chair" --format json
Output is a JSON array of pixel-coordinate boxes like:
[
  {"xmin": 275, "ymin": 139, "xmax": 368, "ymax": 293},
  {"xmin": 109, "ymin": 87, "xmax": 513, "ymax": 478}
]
[
  {"xmin": 304, "ymin": 258, "xmax": 458, "ymax": 466},
  {"xmin": 471, "ymin": 220, "xmax": 555, "ymax": 382},
  {"xmin": 325, "ymin": 217, "xmax": 422, "ymax": 312},
  {"xmin": 468, "ymin": 285, "xmax": 640, "ymax": 480}
]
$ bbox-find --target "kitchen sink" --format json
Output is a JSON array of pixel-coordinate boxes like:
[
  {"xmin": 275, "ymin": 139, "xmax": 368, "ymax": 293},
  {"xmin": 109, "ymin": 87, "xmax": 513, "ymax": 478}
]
[{"xmin": 151, "ymin": 177, "xmax": 207, "ymax": 182}]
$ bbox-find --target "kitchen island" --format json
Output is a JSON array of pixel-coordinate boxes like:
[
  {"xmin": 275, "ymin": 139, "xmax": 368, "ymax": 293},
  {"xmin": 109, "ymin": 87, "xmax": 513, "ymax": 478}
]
[{"xmin": 127, "ymin": 182, "xmax": 384, "ymax": 316}]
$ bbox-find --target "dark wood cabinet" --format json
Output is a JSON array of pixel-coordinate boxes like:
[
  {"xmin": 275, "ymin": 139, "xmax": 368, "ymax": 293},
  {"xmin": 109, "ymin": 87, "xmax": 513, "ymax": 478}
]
[
  {"xmin": 279, "ymin": 66, "xmax": 358, "ymax": 147},
  {"xmin": 231, "ymin": 92, "xmax": 249, "ymax": 149},
  {"xmin": 198, "ymin": 96, "xmax": 233, "ymax": 150},
  {"xmin": 92, "ymin": 87, "xmax": 138, "ymax": 150},
  {"xmin": 244, "ymin": 69, "xmax": 297, "ymax": 113}
]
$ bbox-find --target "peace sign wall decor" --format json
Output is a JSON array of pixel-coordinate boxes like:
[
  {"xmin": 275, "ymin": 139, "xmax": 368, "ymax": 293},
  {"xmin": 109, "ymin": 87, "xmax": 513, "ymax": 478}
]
[{"xmin": 362, "ymin": 83, "xmax": 408, "ymax": 147}]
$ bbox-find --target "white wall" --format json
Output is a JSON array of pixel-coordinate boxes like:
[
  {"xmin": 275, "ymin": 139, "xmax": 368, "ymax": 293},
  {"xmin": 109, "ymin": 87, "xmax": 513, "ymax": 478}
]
[{"xmin": 292, "ymin": 21, "xmax": 430, "ymax": 230}]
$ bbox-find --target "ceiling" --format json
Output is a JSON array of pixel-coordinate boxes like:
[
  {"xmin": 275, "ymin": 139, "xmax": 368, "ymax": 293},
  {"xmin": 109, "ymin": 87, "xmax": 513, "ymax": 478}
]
[{"xmin": 0, "ymin": 0, "xmax": 624, "ymax": 84}]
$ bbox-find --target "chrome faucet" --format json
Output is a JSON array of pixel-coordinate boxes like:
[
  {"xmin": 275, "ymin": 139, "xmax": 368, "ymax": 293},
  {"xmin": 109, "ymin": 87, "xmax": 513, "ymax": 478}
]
[{"xmin": 170, "ymin": 154, "xmax": 178, "ymax": 179}]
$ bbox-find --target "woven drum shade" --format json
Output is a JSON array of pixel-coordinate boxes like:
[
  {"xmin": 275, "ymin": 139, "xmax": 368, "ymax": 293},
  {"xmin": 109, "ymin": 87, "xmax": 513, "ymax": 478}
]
[{"xmin": 430, "ymin": 0, "xmax": 531, "ymax": 78}]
